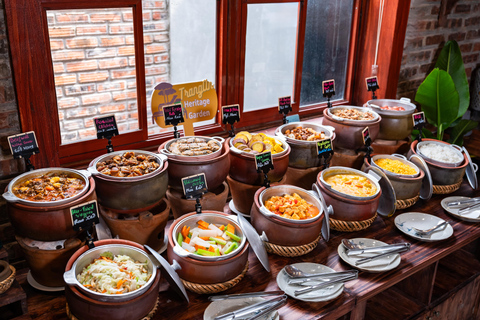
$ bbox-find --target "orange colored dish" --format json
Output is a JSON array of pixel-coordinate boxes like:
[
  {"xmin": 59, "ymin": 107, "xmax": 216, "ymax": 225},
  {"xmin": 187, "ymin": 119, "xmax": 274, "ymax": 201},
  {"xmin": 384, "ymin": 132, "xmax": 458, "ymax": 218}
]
[
  {"xmin": 264, "ymin": 193, "xmax": 320, "ymax": 220},
  {"xmin": 12, "ymin": 174, "xmax": 86, "ymax": 202},
  {"xmin": 381, "ymin": 105, "xmax": 405, "ymax": 111},
  {"xmin": 324, "ymin": 174, "xmax": 376, "ymax": 197}
]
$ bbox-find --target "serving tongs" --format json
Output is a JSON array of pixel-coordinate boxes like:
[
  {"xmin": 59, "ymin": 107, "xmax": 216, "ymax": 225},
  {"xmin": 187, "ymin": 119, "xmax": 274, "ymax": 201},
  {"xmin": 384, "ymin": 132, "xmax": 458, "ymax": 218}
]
[
  {"xmin": 209, "ymin": 290, "xmax": 284, "ymax": 301},
  {"xmin": 345, "ymin": 242, "xmax": 410, "ymax": 256},
  {"xmin": 287, "ymin": 270, "xmax": 358, "ymax": 285},
  {"xmin": 212, "ymin": 294, "xmax": 287, "ymax": 320},
  {"xmin": 355, "ymin": 245, "xmax": 410, "ymax": 265},
  {"xmin": 458, "ymin": 202, "xmax": 480, "ymax": 215},
  {"xmin": 294, "ymin": 272, "xmax": 358, "ymax": 296},
  {"xmin": 446, "ymin": 197, "xmax": 480, "ymax": 208}
]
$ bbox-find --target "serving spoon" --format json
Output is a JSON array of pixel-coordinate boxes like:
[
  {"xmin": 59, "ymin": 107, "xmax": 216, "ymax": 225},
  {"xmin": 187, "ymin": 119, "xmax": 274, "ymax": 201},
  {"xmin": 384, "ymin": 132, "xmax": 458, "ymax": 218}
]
[{"xmin": 342, "ymin": 239, "xmax": 410, "ymax": 255}]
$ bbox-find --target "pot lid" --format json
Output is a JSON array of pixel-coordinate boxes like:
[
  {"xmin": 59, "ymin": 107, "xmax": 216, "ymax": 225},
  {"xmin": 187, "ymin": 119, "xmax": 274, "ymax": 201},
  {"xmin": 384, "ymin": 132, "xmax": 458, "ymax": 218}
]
[
  {"xmin": 311, "ymin": 183, "xmax": 332, "ymax": 242},
  {"xmin": 462, "ymin": 147, "xmax": 478, "ymax": 190},
  {"xmin": 236, "ymin": 214, "xmax": 270, "ymax": 272},
  {"xmin": 364, "ymin": 167, "xmax": 396, "ymax": 217},
  {"xmin": 144, "ymin": 245, "xmax": 189, "ymax": 303},
  {"xmin": 409, "ymin": 154, "xmax": 433, "ymax": 200}
]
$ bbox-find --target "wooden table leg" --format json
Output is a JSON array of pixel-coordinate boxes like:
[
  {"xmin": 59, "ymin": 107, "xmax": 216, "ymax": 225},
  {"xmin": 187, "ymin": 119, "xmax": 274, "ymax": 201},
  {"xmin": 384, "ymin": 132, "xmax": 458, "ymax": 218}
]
[{"xmin": 349, "ymin": 300, "xmax": 367, "ymax": 320}]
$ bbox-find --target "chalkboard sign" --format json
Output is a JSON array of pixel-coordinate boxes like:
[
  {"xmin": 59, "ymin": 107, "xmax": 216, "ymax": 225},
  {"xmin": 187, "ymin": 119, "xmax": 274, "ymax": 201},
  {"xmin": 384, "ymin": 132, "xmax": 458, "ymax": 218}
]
[
  {"xmin": 163, "ymin": 104, "xmax": 185, "ymax": 126},
  {"xmin": 95, "ymin": 115, "xmax": 119, "ymax": 139},
  {"xmin": 255, "ymin": 151, "xmax": 274, "ymax": 172},
  {"xmin": 362, "ymin": 127, "xmax": 371, "ymax": 145},
  {"xmin": 317, "ymin": 138, "xmax": 333, "ymax": 157},
  {"xmin": 8, "ymin": 131, "xmax": 40, "ymax": 159},
  {"xmin": 365, "ymin": 76, "xmax": 379, "ymax": 91},
  {"xmin": 278, "ymin": 96, "xmax": 292, "ymax": 114},
  {"xmin": 322, "ymin": 79, "xmax": 336, "ymax": 97},
  {"xmin": 222, "ymin": 104, "xmax": 240, "ymax": 124},
  {"xmin": 412, "ymin": 111, "xmax": 425, "ymax": 128},
  {"xmin": 70, "ymin": 200, "xmax": 99, "ymax": 231},
  {"xmin": 182, "ymin": 173, "xmax": 208, "ymax": 199}
]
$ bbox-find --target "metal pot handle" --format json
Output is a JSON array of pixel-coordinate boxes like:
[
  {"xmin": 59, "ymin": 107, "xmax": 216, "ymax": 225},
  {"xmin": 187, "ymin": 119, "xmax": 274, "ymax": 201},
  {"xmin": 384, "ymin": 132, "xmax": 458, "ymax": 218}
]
[
  {"xmin": 451, "ymin": 144, "xmax": 463, "ymax": 152},
  {"xmin": 2, "ymin": 191, "xmax": 18, "ymax": 203},
  {"xmin": 473, "ymin": 163, "xmax": 478, "ymax": 173},
  {"xmin": 63, "ymin": 269, "xmax": 77, "ymax": 286},
  {"xmin": 400, "ymin": 97, "xmax": 411, "ymax": 103},
  {"xmin": 171, "ymin": 259, "xmax": 182, "ymax": 271},
  {"xmin": 392, "ymin": 153, "xmax": 407, "ymax": 160},
  {"xmin": 322, "ymin": 125, "xmax": 336, "ymax": 133},
  {"xmin": 211, "ymin": 136, "xmax": 225, "ymax": 143},
  {"xmin": 259, "ymin": 205, "xmax": 275, "ymax": 217},
  {"xmin": 367, "ymin": 170, "xmax": 382, "ymax": 183},
  {"xmin": 159, "ymin": 149, "xmax": 171, "ymax": 156},
  {"xmin": 157, "ymin": 153, "xmax": 168, "ymax": 163},
  {"xmin": 173, "ymin": 245, "xmax": 190, "ymax": 258},
  {"xmin": 78, "ymin": 169, "xmax": 92, "ymax": 179},
  {"xmin": 86, "ymin": 166, "xmax": 98, "ymax": 176}
]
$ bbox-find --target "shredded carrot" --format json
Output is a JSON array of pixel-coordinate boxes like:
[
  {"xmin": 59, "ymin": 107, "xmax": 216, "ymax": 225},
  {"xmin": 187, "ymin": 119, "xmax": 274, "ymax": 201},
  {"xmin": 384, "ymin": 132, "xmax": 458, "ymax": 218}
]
[
  {"xmin": 102, "ymin": 289, "xmax": 106, "ymax": 293},
  {"xmin": 194, "ymin": 244, "xmax": 206, "ymax": 251},
  {"xmin": 219, "ymin": 225, "xmax": 225, "ymax": 231},
  {"xmin": 226, "ymin": 224, "xmax": 235, "ymax": 234},
  {"xmin": 83, "ymin": 284, "xmax": 92, "ymax": 287},
  {"xmin": 101, "ymin": 256, "xmax": 112, "ymax": 262},
  {"xmin": 199, "ymin": 236, "xmax": 210, "ymax": 241},
  {"xmin": 184, "ymin": 237, "xmax": 190, "ymax": 244},
  {"xmin": 116, "ymin": 290, "xmax": 124, "ymax": 294},
  {"xmin": 116, "ymin": 279, "xmax": 126, "ymax": 289},
  {"xmin": 198, "ymin": 220, "xmax": 210, "ymax": 229},
  {"xmin": 208, "ymin": 246, "xmax": 215, "ymax": 252}
]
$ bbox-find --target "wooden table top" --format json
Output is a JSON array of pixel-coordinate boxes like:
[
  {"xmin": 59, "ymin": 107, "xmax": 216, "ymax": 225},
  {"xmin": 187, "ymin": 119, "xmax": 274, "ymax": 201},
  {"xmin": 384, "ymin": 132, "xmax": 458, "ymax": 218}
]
[{"xmin": 11, "ymin": 180, "xmax": 480, "ymax": 320}]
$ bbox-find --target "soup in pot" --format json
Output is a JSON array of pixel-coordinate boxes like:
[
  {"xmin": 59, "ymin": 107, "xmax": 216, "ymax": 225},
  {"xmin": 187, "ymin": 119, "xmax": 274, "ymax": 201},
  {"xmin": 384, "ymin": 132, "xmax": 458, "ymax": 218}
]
[
  {"xmin": 13, "ymin": 173, "xmax": 86, "ymax": 202},
  {"xmin": 324, "ymin": 174, "xmax": 376, "ymax": 197}
]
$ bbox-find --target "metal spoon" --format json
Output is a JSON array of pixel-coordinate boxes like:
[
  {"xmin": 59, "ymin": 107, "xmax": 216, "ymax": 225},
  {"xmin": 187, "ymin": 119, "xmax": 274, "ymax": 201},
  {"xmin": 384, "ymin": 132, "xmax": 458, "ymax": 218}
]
[
  {"xmin": 284, "ymin": 265, "xmax": 354, "ymax": 279},
  {"xmin": 411, "ymin": 221, "xmax": 448, "ymax": 236},
  {"xmin": 342, "ymin": 239, "xmax": 410, "ymax": 256}
]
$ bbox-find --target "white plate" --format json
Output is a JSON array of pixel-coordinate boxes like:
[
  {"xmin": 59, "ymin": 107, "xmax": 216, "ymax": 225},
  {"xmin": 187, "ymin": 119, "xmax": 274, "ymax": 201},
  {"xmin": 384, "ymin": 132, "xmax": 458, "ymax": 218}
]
[
  {"xmin": 394, "ymin": 212, "xmax": 453, "ymax": 242},
  {"xmin": 276, "ymin": 263, "xmax": 344, "ymax": 302},
  {"xmin": 203, "ymin": 297, "xmax": 279, "ymax": 320},
  {"xmin": 229, "ymin": 200, "xmax": 250, "ymax": 218},
  {"xmin": 27, "ymin": 271, "xmax": 64, "ymax": 292},
  {"xmin": 337, "ymin": 238, "xmax": 401, "ymax": 273},
  {"xmin": 441, "ymin": 196, "xmax": 480, "ymax": 223}
]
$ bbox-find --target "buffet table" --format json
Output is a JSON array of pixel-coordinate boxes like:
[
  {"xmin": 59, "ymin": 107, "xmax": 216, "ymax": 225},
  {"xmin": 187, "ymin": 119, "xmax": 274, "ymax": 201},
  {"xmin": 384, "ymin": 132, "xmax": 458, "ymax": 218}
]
[{"xmin": 9, "ymin": 179, "xmax": 480, "ymax": 320}]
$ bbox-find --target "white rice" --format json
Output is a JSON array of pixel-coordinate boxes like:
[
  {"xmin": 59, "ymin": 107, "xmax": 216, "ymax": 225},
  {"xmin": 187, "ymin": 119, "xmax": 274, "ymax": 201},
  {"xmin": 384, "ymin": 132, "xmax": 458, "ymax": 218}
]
[{"xmin": 418, "ymin": 143, "xmax": 463, "ymax": 164}]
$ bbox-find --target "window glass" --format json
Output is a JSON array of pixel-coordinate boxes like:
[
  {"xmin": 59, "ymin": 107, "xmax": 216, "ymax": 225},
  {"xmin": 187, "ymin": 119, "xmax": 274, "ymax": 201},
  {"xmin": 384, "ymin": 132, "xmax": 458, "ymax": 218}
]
[
  {"xmin": 300, "ymin": 0, "xmax": 354, "ymax": 107},
  {"xmin": 243, "ymin": 3, "xmax": 298, "ymax": 112}
]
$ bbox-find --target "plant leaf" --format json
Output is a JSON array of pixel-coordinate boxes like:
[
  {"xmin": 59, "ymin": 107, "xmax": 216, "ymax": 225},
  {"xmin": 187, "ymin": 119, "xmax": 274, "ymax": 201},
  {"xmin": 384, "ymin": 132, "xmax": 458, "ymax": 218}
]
[
  {"xmin": 411, "ymin": 128, "xmax": 435, "ymax": 140},
  {"xmin": 415, "ymin": 68, "xmax": 459, "ymax": 135},
  {"xmin": 435, "ymin": 40, "xmax": 470, "ymax": 119},
  {"xmin": 447, "ymin": 119, "xmax": 478, "ymax": 146}
]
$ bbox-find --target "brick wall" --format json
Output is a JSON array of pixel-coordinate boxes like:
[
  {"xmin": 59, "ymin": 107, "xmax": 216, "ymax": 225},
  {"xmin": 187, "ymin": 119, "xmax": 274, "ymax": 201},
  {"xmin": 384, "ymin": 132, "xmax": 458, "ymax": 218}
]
[{"xmin": 397, "ymin": 0, "xmax": 480, "ymax": 101}]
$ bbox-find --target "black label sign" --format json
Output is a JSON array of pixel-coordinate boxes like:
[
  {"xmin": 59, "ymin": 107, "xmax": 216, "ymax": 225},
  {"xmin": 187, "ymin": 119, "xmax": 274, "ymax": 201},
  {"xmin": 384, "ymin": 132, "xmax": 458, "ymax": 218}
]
[
  {"xmin": 8, "ymin": 131, "xmax": 40, "ymax": 159},
  {"xmin": 95, "ymin": 115, "xmax": 119, "ymax": 139},
  {"xmin": 365, "ymin": 76, "xmax": 379, "ymax": 91},
  {"xmin": 70, "ymin": 200, "xmax": 99, "ymax": 231},
  {"xmin": 182, "ymin": 173, "xmax": 208, "ymax": 199},
  {"xmin": 163, "ymin": 104, "xmax": 185, "ymax": 126},
  {"xmin": 412, "ymin": 111, "xmax": 425, "ymax": 128},
  {"xmin": 222, "ymin": 104, "xmax": 240, "ymax": 124},
  {"xmin": 362, "ymin": 127, "xmax": 371, "ymax": 145},
  {"xmin": 317, "ymin": 139, "xmax": 333, "ymax": 157},
  {"xmin": 255, "ymin": 151, "xmax": 274, "ymax": 172},
  {"xmin": 322, "ymin": 79, "xmax": 336, "ymax": 97},
  {"xmin": 278, "ymin": 96, "xmax": 292, "ymax": 114}
]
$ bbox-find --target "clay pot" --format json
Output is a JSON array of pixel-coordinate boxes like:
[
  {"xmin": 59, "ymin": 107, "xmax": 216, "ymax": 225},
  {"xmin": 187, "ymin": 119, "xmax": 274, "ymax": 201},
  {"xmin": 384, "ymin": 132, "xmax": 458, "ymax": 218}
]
[
  {"xmin": 7, "ymin": 177, "xmax": 96, "ymax": 241},
  {"xmin": 250, "ymin": 186, "xmax": 324, "ymax": 246},
  {"xmin": 159, "ymin": 140, "xmax": 230, "ymax": 191},
  {"xmin": 88, "ymin": 151, "xmax": 169, "ymax": 214},
  {"xmin": 167, "ymin": 211, "xmax": 249, "ymax": 284},
  {"xmin": 408, "ymin": 139, "xmax": 468, "ymax": 185},
  {"xmin": 322, "ymin": 107, "xmax": 381, "ymax": 150},
  {"xmin": 65, "ymin": 239, "xmax": 160, "ymax": 320},
  {"xmin": 100, "ymin": 198, "xmax": 170, "ymax": 251},
  {"xmin": 166, "ymin": 181, "xmax": 229, "ymax": 219},
  {"xmin": 227, "ymin": 138, "xmax": 290, "ymax": 186},
  {"xmin": 330, "ymin": 148, "xmax": 366, "ymax": 170},
  {"xmin": 17, "ymin": 235, "xmax": 84, "ymax": 287},
  {"xmin": 227, "ymin": 175, "xmax": 288, "ymax": 215},
  {"xmin": 284, "ymin": 166, "xmax": 324, "ymax": 190}
]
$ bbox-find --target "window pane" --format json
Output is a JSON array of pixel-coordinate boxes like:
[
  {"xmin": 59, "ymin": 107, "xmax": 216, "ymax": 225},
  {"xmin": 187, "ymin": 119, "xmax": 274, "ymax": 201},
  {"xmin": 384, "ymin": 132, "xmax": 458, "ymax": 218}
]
[
  {"xmin": 47, "ymin": 8, "xmax": 140, "ymax": 145},
  {"xmin": 300, "ymin": 0, "xmax": 354, "ymax": 107},
  {"xmin": 243, "ymin": 3, "xmax": 298, "ymax": 112}
]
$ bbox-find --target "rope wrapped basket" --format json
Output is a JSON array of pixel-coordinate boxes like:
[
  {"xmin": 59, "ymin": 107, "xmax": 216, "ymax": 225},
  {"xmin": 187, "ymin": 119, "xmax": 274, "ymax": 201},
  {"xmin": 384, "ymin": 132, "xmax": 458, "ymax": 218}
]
[
  {"xmin": 264, "ymin": 234, "xmax": 322, "ymax": 257},
  {"xmin": 330, "ymin": 213, "xmax": 378, "ymax": 232},
  {"xmin": 0, "ymin": 264, "xmax": 16, "ymax": 294}
]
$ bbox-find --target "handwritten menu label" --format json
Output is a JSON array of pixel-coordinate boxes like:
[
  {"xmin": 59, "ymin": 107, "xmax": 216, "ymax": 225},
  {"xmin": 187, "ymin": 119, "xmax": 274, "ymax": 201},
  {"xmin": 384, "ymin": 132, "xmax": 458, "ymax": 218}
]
[
  {"xmin": 412, "ymin": 111, "xmax": 425, "ymax": 128},
  {"xmin": 70, "ymin": 200, "xmax": 99, "ymax": 231},
  {"xmin": 8, "ymin": 131, "xmax": 40, "ymax": 159},
  {"xmin": 163, "ymin": 104, "xmax": 185, "ymax": 126},
  {"xmin": 322, "ymin": 79, "xmax": 336, "ymax": 97},
  {"xmin": 222, "ymin": 104, "xmax": 240, "ymax": 124},
  {"xmin": 255, "ymin": 151, "xmax": 274, "ymax": 172},
  {"xmin": 365, "ymin": 76, "xmax": 379, "ymax": 91},
  {"xmin": 362, "ymin": 127, "xmax": 371, "ymax": 145},
  {"xmin": 278, "ymin": 96, "xmax": 292, "ymax": 114},
  {"xmin": 95, "ymin": 115, "xmax": 119, "ymax": 139},
  {"xmin": 182, "ymin": 173, "xmax": 208, "ymax": 199},
  {"xmin": 317, "ymin": 139, "xmax": 333, "ymax": 157}
]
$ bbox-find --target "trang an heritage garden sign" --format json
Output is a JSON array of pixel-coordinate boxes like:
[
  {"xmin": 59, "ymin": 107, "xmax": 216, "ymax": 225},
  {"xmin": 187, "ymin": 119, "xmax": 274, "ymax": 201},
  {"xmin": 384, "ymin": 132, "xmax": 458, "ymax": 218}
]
[{"xmin": 151, "ymin": 80, "xmax": 218, "ymax": 136}]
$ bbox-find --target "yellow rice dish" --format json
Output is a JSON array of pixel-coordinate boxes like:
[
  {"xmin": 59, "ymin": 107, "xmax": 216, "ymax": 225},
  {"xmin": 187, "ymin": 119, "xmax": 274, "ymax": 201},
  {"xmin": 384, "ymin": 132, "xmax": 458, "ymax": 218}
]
[
  {"xmin": 324, "ymin": 174, "xmax": 376, "ymax": 197},
  {"xmin": 374, "ymin": 158, "xmax": 416, "ymax": 175}
]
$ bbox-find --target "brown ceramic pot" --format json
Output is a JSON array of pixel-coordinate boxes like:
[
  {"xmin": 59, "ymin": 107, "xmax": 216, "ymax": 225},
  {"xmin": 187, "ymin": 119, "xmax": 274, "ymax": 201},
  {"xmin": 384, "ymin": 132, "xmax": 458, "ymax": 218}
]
[
  {"xmin": 167, "ymin": 211, "xmax": 249, "ymax": 284},
  {"xmin": 166, "ymin": 181, "xmax": 229, "ymax": 219},
  {"xmin": 7, "ymin": 177, "xmax": 96, "ymax": 241},
  {"xmin": 250, "ymin": 186, "xmax": 324, "ymax": 246},
  {"xmin": 408, "ymin": 139, "xmax": 468, "ymax": 185},
  {"xmin": 65, "ymin": 239, "xmax": 160, "ymax": 320},
  {"xmin": 284, "ymin": 166, "xmax": 324, "ymax": 190},
  {"xmin": 17, "ymin": 235, "xmax": 84, "ymax": 287},
  {"xmin": 159, "ymin": 140, "xmax": 230, "ymax": 191},
  {"xmin": 227, "ymin": 138, "xmax": 290, "ymax": 186},
  {"xmin": 322, "ymin": 107, "xmax": 381, "ymax": 150},
  {"xmin": 100, "ymin": 198, "xmax": 170, "ymax": 251},
  {"xmin": 330, "ymin": 148, "xmax": 366, "ymax": 170}
]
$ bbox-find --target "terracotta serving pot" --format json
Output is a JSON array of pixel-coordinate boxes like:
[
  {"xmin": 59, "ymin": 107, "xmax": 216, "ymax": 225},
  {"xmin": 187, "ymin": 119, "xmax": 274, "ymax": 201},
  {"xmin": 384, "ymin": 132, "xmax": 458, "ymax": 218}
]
[
  {"xmin": 6, "ymin": 177, "xmax": 96, "ymax": 241},
  {"xmin": 250, "ymin": 186, "xmax": 324, "ymax": 246},
  {"xmin": 159, "ymin": 140, "xmax": 230, "ymax": 191},
  {"xmin": 408, "ymin": 139, "xmax": 468, "ymax": 185},
  {"xmin": 64, "ymin": 239, "xmax": 160, "ymax": 320},
  {"xmin": 227, "ymin": 138, "xmax": 290, "ymax": 186},
  {"xmin": 167, "ymin": 211, "xmax": 249, "ymax": 284},
  {"xmin": 322, "ymin": 106, "xmax": 381, "ymax": 150},
  {"xmin": 88, "ymin": 151, "xmax": 169, "ymax": 214}
]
